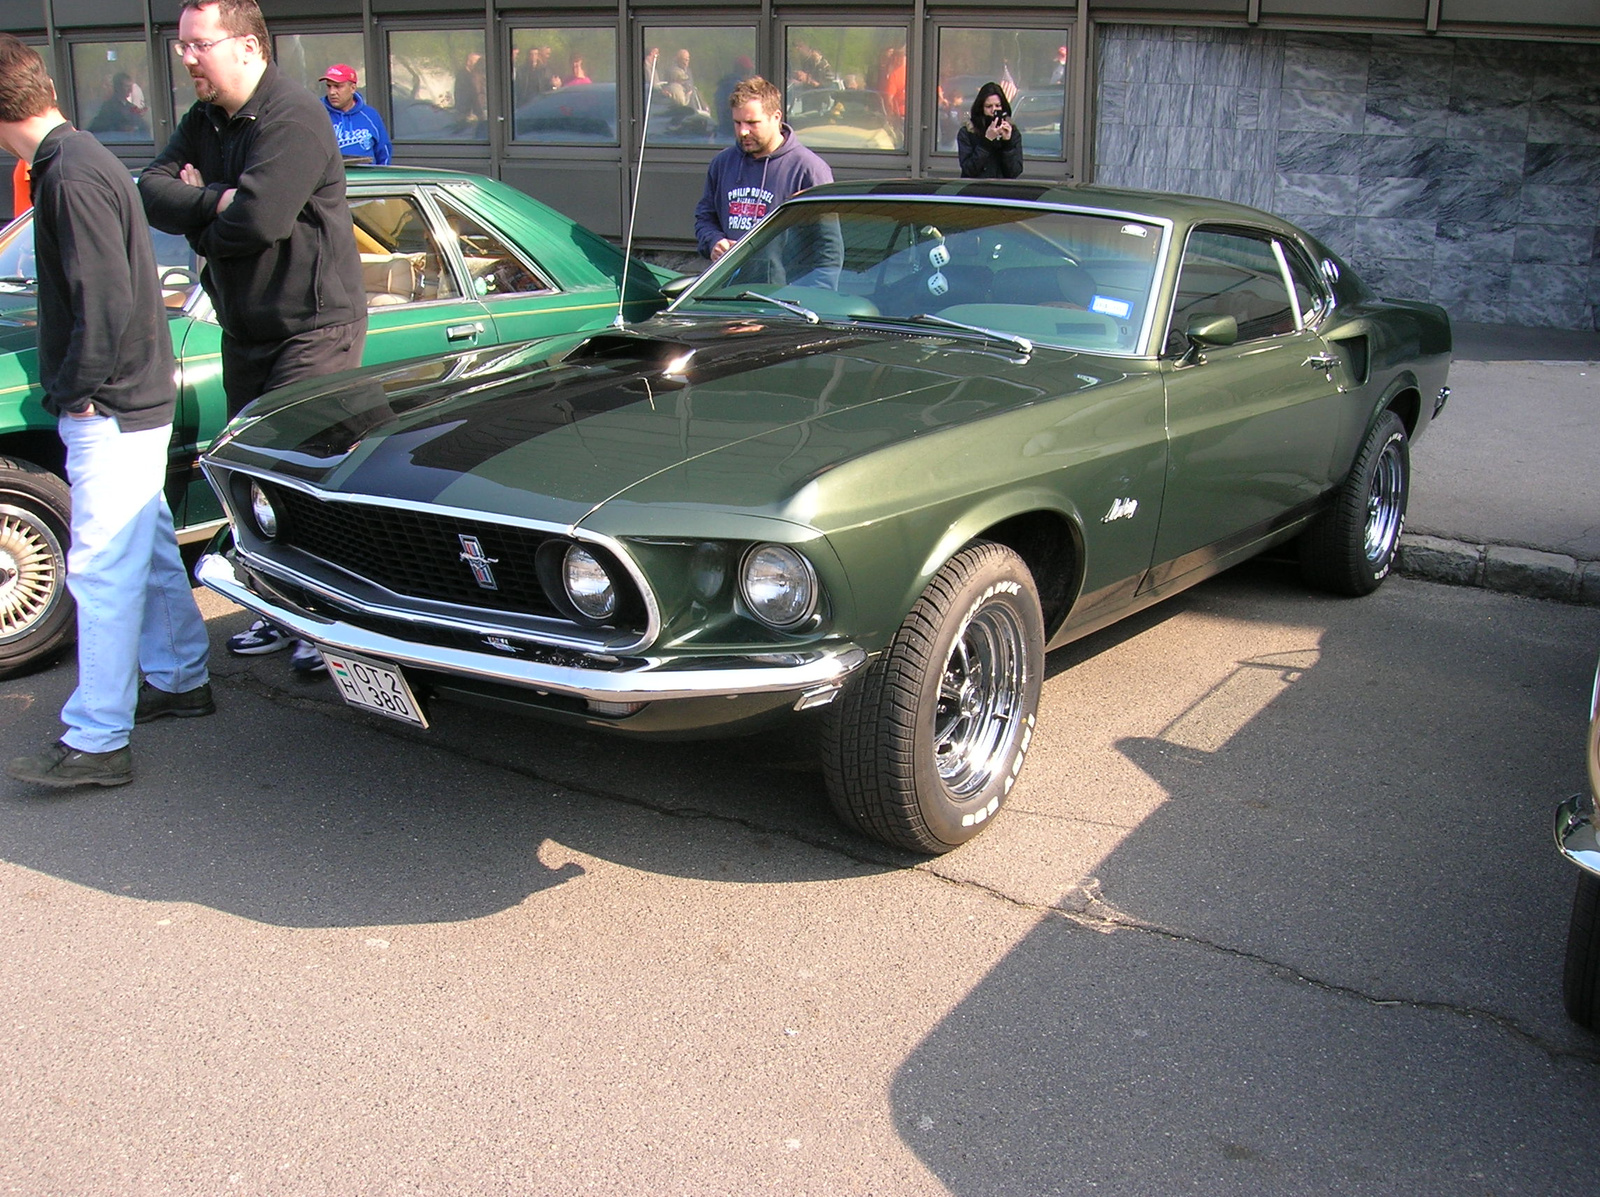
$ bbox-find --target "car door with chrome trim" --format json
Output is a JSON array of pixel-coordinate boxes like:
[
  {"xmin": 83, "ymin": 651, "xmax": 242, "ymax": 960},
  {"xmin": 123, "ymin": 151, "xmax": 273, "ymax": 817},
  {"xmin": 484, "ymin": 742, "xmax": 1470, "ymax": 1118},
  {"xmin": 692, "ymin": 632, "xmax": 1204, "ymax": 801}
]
[
  {"xmin": 1148, "ymin": 225, "xmax": 1353, "ymax": 587},
  {"xmin": 350, "ymin": 188, "xmax": 495, "ymax": 362}
]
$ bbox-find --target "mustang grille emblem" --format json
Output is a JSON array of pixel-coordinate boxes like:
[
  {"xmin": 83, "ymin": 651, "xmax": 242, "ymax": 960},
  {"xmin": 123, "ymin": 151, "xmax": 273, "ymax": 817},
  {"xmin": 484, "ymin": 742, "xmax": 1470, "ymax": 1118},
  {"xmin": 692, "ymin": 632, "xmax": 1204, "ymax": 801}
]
[{"xmin": 458, "ymin": 534, "xmax": 500, "ymax": 590}]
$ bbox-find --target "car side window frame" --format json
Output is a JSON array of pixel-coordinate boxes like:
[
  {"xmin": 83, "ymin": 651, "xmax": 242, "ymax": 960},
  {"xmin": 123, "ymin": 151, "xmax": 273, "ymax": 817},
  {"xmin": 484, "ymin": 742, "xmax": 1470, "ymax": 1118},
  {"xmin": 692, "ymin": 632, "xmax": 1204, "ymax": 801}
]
[
  {"xmin": 1277, "ymin": 237, "xmax": 1331, "ymax": 331},
  {"xmin": 426, "ymin": 190, "xmax": 559, "ymax": 300},
  {"xmin": 1165, "ymin": 222, "xmax": 1301, "ymax": 353},
  {"xmin": 348, "ymin": 186, "xmax": 473, "ymax": 310}
]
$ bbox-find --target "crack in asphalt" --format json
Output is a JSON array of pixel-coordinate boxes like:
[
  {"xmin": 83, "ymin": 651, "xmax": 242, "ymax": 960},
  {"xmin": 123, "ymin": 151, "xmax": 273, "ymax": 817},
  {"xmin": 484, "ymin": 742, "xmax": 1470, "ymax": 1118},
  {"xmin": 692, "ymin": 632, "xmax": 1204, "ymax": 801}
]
[{"xmin": 249, "ymin": 671, "xmax": 1600, "ymax": 1067}]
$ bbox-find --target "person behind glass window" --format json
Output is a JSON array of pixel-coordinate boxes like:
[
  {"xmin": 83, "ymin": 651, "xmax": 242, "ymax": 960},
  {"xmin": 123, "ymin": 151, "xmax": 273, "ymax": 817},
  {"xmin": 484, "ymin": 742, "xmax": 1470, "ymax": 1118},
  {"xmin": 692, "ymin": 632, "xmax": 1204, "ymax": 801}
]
[
  {"xmin": 958, "ymin": 82, "xmax": 1022, "ymax": 179},
  {"xmin": 320, "ymin": 64, "xmax": 390, "ymax": 165},
  {"xmin": 87, "ymin": 71, "xmax": 150, "ymax": 139}
]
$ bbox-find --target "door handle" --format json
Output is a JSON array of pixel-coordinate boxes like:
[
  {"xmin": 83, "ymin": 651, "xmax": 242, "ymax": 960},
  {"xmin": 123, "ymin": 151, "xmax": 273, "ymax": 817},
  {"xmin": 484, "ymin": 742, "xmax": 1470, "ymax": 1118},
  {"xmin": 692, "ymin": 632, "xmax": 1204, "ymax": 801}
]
[
  {"xmin": 1303, "ymin": 353, "xmax": 1339, "ymax": 371},
  {"xmin": 446, "ymin": 322, "xmax": 485, "ymax": 342}
]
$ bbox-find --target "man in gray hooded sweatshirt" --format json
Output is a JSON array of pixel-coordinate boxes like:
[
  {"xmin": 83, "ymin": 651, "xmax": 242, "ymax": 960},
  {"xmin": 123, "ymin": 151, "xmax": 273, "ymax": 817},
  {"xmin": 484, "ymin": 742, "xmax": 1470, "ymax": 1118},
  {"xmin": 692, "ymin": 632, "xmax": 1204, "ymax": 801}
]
[{"xmin": 694, "ymin": 76, "xmax": 832, "ymax": 264}]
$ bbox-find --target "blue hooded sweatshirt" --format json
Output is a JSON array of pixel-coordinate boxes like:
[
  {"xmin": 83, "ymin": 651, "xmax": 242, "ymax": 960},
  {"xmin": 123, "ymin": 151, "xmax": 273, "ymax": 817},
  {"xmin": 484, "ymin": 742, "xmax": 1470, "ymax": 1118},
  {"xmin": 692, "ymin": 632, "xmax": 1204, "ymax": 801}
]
[
  {"xmin": 693, "ymin": 123, "xmax": 832, "ymax": 257},
  {"xmin": 322, "ymin": 92, "xmax": 392, "ymax": 165}
]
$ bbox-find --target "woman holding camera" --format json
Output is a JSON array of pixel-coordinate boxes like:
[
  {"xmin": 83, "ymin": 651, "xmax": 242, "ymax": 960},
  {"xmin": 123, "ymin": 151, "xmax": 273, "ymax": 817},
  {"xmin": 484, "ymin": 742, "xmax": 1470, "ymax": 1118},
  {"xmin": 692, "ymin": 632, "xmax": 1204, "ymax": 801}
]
[{"xmin": 958, "ymin": 82, "xmax": 1023, "ymax": 178}]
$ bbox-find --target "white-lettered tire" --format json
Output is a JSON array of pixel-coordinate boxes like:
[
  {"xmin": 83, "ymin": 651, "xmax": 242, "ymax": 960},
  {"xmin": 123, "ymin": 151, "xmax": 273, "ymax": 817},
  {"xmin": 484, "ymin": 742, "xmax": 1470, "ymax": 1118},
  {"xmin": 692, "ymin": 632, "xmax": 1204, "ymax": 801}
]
[
  {"xmin": 1300, "ymin": 409, "xmax": 1409, "ymax": 597},
  {"xmin": 822, "ymin": 542, "xmax": 1044, "ymax": 853},
  {"xmin": 0, "ymin": 457, "xmax": 73, "ymax": 678}
]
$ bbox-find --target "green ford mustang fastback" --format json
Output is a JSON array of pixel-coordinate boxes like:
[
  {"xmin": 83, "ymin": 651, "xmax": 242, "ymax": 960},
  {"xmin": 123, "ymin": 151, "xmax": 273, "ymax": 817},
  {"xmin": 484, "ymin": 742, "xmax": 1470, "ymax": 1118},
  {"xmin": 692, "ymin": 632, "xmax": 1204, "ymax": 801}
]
[
  {"xmin": 0, "ymin": 163, "xmax": 674, "ymax": 679},
  {"xmin": 196, "ymin": 179, "xmax": 1452, "ymax": 853}
]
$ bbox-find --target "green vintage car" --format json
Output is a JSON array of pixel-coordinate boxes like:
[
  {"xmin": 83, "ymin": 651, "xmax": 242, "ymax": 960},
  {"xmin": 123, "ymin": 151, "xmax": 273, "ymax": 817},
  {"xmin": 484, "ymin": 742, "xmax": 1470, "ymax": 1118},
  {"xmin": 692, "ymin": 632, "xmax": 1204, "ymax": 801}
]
[
  {"xmin": 0, "ymin": 163, "xmax": 674, "ymax": 677},
  {"xmin": 196, "ymin": 179, "xmax": 1451, "ymax": 853}
]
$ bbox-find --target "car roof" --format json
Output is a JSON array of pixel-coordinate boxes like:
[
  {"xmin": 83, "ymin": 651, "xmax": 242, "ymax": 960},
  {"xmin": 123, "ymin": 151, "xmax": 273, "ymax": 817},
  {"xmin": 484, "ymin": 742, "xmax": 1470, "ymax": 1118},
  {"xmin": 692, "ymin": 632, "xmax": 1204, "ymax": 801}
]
[{"xmin": 792, "ymin": 178, "xmax": 1303, "ymax": 236}]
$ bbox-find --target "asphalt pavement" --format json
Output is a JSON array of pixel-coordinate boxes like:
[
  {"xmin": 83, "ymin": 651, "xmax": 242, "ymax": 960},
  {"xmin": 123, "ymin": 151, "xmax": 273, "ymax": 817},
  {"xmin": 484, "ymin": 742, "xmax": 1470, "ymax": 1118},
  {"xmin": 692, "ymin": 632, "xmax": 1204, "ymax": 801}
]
[{"xmin": 1401, "ymin": 321, "xmax": 1600, "ymax": 604}]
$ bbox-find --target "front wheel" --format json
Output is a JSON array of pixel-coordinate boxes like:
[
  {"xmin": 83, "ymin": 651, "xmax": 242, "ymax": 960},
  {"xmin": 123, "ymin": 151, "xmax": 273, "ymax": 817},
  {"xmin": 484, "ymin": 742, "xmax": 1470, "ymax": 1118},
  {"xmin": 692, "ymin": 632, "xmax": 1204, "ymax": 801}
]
[
  {"xmin": 1300, "ymin": 410, "xmax": 1409, "ymax": 596},
  {"xmin": 0, "ymin": 457, "xmax": 74, "ymax": 678},
  {"xmin": 822, "ymin": 542, "xmax": 1044, "ymax": 853}
]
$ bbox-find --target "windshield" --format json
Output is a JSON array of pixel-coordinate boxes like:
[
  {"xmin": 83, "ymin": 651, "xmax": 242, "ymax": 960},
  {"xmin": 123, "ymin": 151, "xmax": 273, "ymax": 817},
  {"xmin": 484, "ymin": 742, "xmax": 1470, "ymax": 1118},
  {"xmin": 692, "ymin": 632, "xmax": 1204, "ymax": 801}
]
[
  {"xmin": 679, "ymin": 198, "xmax": 1168, "ymax": 355},
  {"xmin": 0, "ymin": 210, "xmax": 203, "ymax": 312}
]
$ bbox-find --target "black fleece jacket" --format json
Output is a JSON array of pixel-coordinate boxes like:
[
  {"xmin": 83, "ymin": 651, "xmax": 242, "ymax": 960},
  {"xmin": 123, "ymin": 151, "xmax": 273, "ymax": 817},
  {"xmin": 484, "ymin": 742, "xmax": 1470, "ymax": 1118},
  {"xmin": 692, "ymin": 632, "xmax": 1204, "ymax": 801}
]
[
  {"xmin": 139, "ymin": 63, "xmax": 364, "ymax": 345},
  {"xmin": 31, "ymin": 124, "xmax": 175, "ymax": 432}
]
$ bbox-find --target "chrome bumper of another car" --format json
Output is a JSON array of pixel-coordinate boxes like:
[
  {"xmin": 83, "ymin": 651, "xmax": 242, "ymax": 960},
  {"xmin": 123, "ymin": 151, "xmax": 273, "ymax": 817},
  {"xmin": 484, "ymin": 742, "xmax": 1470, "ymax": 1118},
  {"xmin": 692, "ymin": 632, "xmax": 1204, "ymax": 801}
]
[
  {"xmin": 196, "ymin": 550, "xmax": 866, "ymax": 707},
  {"xmin": 1556, "ymin": 791, "xmax": 1600, "ymax": 880}
]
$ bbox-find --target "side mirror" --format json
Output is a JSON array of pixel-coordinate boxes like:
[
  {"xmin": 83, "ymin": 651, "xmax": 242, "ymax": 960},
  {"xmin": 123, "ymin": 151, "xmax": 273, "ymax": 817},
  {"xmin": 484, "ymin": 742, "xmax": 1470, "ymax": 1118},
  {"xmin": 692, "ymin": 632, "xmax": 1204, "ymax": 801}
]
[
  {"xmin": 660, "ymin": 275, "xmax": 696, "ymax": 301},
  {"xmin": 1185, "ymin": 313, "xmax": 1238, "ymax": 347}
]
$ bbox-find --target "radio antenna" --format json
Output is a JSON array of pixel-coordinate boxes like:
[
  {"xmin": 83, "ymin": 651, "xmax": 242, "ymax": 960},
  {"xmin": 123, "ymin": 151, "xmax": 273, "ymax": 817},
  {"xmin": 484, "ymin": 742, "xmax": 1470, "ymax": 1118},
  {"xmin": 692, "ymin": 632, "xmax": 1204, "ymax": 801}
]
[{"xmin": 613, "ymin": 51, "xmax": 660, "ymax": 329}]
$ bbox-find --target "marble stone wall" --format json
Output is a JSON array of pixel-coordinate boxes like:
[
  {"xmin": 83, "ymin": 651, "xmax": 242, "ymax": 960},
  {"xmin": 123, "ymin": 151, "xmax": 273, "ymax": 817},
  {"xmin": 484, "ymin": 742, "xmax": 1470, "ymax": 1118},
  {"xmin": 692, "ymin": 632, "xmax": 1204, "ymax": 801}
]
[{"xmin": 1094, "ymin": 25, "xmax": 1600, "ymax": 330}]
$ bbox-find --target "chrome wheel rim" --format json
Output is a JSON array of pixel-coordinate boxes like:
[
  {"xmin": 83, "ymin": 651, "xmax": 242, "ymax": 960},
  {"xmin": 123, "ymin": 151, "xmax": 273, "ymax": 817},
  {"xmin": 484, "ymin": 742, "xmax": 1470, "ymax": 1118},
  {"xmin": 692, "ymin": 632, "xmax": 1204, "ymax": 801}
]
[
  {"xmin": 0, "ymin": 504, "xmax": 66, "ymax": 645},
  {"xmin": 1363, "ymin": 439, "xmax": 1405, "ymax": 565},
  {"xmin": 934, "ymin": 601, "xmax": 1027, "ymax": 797}
]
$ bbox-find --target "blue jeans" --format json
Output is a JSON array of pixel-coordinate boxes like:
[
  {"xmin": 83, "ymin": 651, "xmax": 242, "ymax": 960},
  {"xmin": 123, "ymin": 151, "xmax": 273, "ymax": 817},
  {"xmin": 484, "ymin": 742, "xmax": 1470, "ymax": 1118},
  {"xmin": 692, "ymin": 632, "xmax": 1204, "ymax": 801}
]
[{"xmin": 58, "ymin": 414, "xmax": 210, "ymax": 754}]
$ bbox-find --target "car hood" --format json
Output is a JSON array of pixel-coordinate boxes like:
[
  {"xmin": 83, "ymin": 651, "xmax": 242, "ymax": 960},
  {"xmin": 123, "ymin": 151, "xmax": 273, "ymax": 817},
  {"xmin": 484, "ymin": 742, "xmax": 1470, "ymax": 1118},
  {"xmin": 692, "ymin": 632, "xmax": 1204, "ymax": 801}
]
[{"xmin": 213, "ymin": 316, "xmax": 1116, "ymax": 528}]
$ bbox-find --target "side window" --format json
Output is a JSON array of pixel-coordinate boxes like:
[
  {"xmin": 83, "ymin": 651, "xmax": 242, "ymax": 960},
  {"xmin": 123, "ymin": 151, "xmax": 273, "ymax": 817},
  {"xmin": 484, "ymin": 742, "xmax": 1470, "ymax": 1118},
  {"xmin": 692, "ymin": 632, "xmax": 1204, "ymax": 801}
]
[
  {"xmin": 1280, "ymin": 242, "xmax": 1327, "ymax": 328},
  {"xmin": 1170, "ymin": 228, "xmax": 1296, "ymax": 343},
  {"xmin": 348, "ymin": 194, "xmax": 462, "ymax": 307},
  {"xmin": 436, "ymin": 199, "xmax": 553, "ymax": 297}
]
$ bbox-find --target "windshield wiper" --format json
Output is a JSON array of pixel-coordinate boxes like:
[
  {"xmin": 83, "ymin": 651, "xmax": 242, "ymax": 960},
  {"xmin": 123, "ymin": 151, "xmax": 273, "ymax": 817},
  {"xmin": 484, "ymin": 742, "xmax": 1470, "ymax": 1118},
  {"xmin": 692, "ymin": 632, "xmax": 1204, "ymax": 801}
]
[
  {"xmin": 733, "ymin": 290, "xmax": 819, "ymax": 324},
  {"xmin": 901, "ymin": 312, "xmax": 1032, "ymax": 356},
  {"xmin": 0, "ymin": 275, "xmax": 35, "ymax": 290}
]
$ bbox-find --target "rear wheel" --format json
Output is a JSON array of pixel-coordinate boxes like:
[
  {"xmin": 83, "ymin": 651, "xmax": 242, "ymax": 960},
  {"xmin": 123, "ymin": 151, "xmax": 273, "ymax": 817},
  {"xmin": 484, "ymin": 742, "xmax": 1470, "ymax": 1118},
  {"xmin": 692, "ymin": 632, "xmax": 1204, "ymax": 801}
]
[
  {"xmin": 1564, "ymin": 871, "xmax": 1600, "ymax": 1030},
  {"xmin": 822, "ymin": 542, "xmax": 1044, "ymax": 853},
  {"xmin": 0, "ymin": 457, "xmax": 74, "ymax": 678},
  {"xmin": 1300, "ymin": 410, "xmax": 1409, "ymax": 596}
]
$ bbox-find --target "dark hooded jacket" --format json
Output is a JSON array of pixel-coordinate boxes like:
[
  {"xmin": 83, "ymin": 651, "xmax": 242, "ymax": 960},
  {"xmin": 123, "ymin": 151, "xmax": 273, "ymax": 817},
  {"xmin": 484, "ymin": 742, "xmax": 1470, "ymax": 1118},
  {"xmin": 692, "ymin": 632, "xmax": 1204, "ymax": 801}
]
[
  {"xmin": 957, "ymin": 83, "xmax": 1023, "ymax": 179},
  {"xmin": 140, "ymin": 62, "xmax": 364, "ymax": 345}
]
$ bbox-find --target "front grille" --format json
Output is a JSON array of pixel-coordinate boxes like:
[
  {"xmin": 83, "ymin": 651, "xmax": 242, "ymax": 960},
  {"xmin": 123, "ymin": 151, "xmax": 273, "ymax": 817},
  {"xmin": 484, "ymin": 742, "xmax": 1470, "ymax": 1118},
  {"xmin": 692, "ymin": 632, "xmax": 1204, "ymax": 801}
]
[{"xmin": 269, "ymin": 487, "xmax": 573, "ymax": 618}]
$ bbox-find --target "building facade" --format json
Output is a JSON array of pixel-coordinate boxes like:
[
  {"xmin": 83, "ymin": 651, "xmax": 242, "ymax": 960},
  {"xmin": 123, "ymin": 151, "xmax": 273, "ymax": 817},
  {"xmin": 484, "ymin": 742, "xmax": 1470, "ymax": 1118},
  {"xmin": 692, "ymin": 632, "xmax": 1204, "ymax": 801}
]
[{"xmin": 3, "ymin": 0, "xmax": 1597, "ymax": 327}]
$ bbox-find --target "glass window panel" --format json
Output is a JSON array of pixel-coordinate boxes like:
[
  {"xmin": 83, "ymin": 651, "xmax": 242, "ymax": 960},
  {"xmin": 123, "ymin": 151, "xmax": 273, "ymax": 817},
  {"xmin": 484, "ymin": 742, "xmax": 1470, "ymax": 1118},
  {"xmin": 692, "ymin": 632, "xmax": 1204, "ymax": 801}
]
[
  {"xmin": 73, "ymin": 42, "xmax": 153, "ymax": 144},
  {"xmin": 389, "ymin": 29, "xmax": 488, "ymax": 142},
  {"xmin": 349, "ymin": 193, "xmax": 461, "ymax": 304},
  {"xmin": 436, "ymin": 196, "xmax": 552, "ymax": 295},
  {"xmin": 935, "ymin": 29, "xmax": 1068, "ymax": 158},
  {"xmin": 510, "ymin": 28, "xmax": 618, "ymax": 144},
  {"xmin": 275, "ymin": 33, "xmax": 366, "ymax": 99},
  {"xmin": 784, "ymin": 27, "xmax": 906, "ymax": 152},
  {"xmin": 687, "ymin": 199, "xmax": 1164, "ymax": 355},
  {"xmin": 1173, "ymin": 230, "xmax": 1296, "ymax": 342},
  {"xmin": 640, "ymin": 26, "xmax": 756, "ymax": 146}
]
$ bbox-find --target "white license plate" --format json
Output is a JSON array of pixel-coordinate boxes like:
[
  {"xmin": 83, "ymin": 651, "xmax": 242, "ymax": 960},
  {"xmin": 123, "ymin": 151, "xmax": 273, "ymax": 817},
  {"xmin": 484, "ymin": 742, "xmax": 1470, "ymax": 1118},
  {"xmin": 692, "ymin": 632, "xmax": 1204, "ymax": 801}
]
[{"xmin": 320, "ymin": 648, "xmax": 428, "ymax": 728}]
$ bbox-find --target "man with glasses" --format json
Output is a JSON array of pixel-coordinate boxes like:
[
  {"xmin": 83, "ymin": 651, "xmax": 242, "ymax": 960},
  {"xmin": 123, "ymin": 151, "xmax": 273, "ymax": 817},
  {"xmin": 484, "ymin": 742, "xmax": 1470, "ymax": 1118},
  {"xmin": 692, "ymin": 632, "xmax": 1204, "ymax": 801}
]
[
  {"xmin": 141, "ymin": 0, "xmax": 366, "ymax": 675},
  {"xmin": 320, "ymin": 63, "xmax": 391, "ymax": 166}
]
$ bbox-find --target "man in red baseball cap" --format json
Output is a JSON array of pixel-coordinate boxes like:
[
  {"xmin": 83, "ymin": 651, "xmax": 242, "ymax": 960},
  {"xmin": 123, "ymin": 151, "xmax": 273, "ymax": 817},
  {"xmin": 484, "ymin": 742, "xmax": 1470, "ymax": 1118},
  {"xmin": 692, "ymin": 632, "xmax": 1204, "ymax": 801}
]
[{"xmin": 319, "ymin": 62, "xmax": 391, "ymax": 165}]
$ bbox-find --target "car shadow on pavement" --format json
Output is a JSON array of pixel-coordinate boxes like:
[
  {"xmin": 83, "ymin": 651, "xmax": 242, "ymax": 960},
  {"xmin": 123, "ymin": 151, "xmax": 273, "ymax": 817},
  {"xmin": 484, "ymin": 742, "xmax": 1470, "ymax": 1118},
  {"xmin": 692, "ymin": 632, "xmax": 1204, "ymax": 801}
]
[
  {"xmin": 890, "ymin": 571, "xmax": 1600, "ymax": 1194},
  {"xmin": 0, "ymin": 627, "xmax": 899, "ymax": 928}
]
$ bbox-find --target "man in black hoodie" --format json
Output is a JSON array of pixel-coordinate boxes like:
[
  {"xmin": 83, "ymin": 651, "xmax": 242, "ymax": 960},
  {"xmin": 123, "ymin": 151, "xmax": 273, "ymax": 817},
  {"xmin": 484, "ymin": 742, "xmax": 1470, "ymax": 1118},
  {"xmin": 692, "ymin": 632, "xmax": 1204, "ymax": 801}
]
[
  {"xmin": 0, "ymin": 36, "xmax": 212, "ymax": 788},
  {"xmin": 141, "ymin": 0, "xmax": 367, "ymax": 673}
]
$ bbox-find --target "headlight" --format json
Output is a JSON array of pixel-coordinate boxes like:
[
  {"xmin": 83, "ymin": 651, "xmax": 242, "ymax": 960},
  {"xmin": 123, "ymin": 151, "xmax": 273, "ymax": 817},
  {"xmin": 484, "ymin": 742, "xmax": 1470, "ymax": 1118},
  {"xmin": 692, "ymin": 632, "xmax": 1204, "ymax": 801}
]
[
  {"xmin": 740, "ymin": 544, "xmax": 817, "ymax": 629},
  {"xmin": 563, "ymin": 544, "xmax": 617, "ymax": 620},
  {"xmin": 248, "ymin": 481, "xmax": 278, "ymax": 539}
]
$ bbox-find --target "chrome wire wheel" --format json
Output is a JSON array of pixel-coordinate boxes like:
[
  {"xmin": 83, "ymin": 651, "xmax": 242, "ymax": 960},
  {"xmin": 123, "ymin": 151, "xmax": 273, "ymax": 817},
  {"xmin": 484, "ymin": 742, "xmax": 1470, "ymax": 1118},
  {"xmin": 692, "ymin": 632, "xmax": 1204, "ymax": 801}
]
[
  {"xmin": 820, "ymin": 541, "xmax": 1045, "ymax": 854},
  {"xmin": 934, "ymin": 602, "xmax": 1028, "ymax": 798},
  {"xmin": 0, "ymin": 502, "xmax": 65, "ymax": 644},
  {"xmin": 1363, "ymin": 437, "xmax": 1406, "ymax": 566}
]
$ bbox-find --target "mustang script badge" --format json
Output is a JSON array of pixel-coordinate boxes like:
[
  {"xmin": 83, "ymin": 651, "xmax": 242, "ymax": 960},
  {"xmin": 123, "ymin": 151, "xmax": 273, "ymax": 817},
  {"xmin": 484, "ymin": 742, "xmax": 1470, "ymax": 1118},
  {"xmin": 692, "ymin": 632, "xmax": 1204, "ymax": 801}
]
[{"xmin": 458, "ymin": 534, "xmax": 500, "ymax": 589}]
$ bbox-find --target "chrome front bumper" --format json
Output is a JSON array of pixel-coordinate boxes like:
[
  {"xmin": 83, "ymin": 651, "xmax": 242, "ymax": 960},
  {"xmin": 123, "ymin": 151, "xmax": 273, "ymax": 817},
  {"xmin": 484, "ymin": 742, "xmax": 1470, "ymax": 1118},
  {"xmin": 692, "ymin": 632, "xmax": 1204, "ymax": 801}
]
[
  {"xmin": 197, "ymin": 551, "xmax": 866, "ymax": 706},
  {"xmin": 1556, "ymin": 791, "xmax": 1600, "ymax": 880}
]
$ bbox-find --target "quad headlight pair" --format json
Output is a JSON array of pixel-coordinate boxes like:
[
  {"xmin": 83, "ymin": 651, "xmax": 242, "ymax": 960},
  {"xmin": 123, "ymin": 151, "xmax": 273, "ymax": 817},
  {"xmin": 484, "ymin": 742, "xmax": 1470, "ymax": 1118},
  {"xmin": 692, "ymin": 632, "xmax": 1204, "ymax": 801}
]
[{"xmin": 243, "ymin": 480, "xmax": 815, "ymax": 631}]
